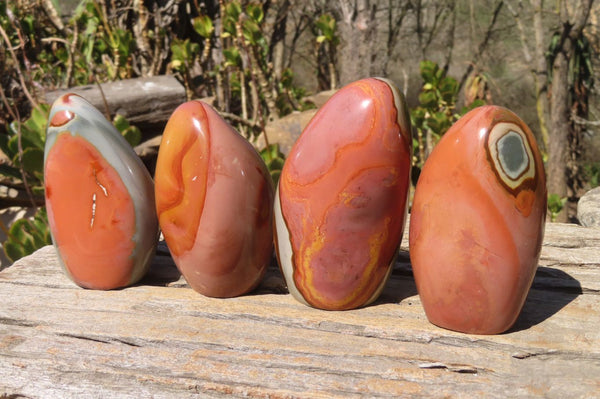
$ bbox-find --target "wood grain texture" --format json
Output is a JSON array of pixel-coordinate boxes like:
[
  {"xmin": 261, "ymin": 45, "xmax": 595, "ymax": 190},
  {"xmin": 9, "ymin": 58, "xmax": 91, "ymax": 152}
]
[{"xmin": 0, "ymin": 221, "xmax": 599, "ymax": 398}]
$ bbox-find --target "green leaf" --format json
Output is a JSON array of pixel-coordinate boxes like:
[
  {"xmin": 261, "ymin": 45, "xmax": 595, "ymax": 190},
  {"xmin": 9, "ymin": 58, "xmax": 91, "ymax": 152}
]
[
  {"xmin": 280, "ymin": 68, "xmax": 294, "ymax": 89},
  {"xmin": 223, "ymin": 1, "xmax": 242, "ymax": 36},
  {"xmin": 419, "ymin": 60, "xmax": 438, "ymax": 82},
  {"xmin": 246, "ymin": 3, "xmax": 264, "ymax": 23},
  {"xmin": 8, "ymin": 134, "xmax": 38, "ymax": 158},
  {"xmin": 460, "ymin": 99, "xmax": 485, "ymax": 114},
  {"xmin": 315, "ymin": 14, "xmax": 337, "ymax": 42},
  {"xmin": 121, "ymin": 126, "xmax": 141, "ymax": 147},
  {"xmin": 8, "ymin": 219, "xmax": 30, "ymax": 243},
  {"xmin": 115, "ymin": 29, "xmax": 133, "ymax": 57},
  {"xmin": 112, "ymin": 114, "xmax": 130, "ymax": 133},
  {"xmin": 84, "ymin": 15, "xmax": 99, "ymax": 37},
  {"xmin": 4, "ymin": 241, "xmax": 25, "ymax": 263},
  {"xmin": 3, "ymin": 207, "xmax": 51, "ymax": 263},
  {"xmin": 192, "ymin": 15, "xmax": 214, "ymax": 39},
  {"xmin": 31, "ymin": 186, "xmax": 45, "ymax": 197},
  {"xmin": 269, "ymin": 157, "xmax": 284, "ymax": 171},
  {"xmin": 225, "ymin": 1, "xmax": 242, "ymax": 20},
  {"xmin": 0, "ymin": 133, "xmax": 13, "ymax": 159},
  {"xmin": 418, "ymin": 91, "xmax": 437, "ymax": 108},
  {"xmin": 9, "ymin": 105, "xmax": 49, "ymax": 152},
  {"xmin": 439, "ymin": 77, "xmax": 458, "ymax": 102},
  {"xmin": 259, "ymin": 143, "xmax": 285, "ymax": 186},
  {"xmin": 112, "ymin": 115, "xmax": 141, "ymax": 147},
  {"xmin": 223, "ymin": 47, "xmax": 242, "ymax": 68},
  {"xmin": 19, "ymin": 147, "xmax": 44, "ymax": 175},
  {"xmin": 242, "ymin": 19, "xmax": 262, "ymax": 44},
  {"xmin": 270, "ymin": 170, "xmax": 281, "ymax": 186}
]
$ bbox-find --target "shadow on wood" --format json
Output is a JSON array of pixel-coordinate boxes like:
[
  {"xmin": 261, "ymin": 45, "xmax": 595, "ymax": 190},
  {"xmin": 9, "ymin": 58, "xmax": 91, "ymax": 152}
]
[
  {"xmin": 375, "ymin": 250, "xmax": 419, "ymax": 306},
  {"xmin": 136, "ymin": 241, "xmax": 181, "ymax": 287},
  {"xmin": 509, "ymin": 266, "xmax": 583, "ymax": 333}
]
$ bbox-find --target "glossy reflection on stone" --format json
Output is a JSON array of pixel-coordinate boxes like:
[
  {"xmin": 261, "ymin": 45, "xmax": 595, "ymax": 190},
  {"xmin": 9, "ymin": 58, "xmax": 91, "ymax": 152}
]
[
  {"xmin": 44, "ymin": 94, "xmax": 158, "ymax": 290},
  {"xmin": 409, "ymin": 105, "xmax": 547, "ymax": 334},
  {"xmin": 275, "ymin": 78, "xmax": 412, "ymax": 310},
  {"xmin": 154, "ymin": 100, "xmax": 274, "ymax": 298}
]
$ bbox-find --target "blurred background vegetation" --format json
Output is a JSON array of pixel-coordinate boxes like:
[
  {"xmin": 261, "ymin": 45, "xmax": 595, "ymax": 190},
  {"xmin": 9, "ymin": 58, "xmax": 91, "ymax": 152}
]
[{"xmin": 0, "ymin": 0, "xmax": 598, "ymax": 264}]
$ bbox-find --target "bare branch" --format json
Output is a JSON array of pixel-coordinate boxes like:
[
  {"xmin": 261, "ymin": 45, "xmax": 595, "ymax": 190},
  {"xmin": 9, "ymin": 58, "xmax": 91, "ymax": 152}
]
[
  {"xmin": 0, "ymin": 24, "xmax": 38, "ymax": 108},
  {"xmin": 505, "ymin": 0, "xmax": 533, "ymax": 63},
  {"xmin": 458, "ymin": 0, "xmax": 504, "ymax": 92}
]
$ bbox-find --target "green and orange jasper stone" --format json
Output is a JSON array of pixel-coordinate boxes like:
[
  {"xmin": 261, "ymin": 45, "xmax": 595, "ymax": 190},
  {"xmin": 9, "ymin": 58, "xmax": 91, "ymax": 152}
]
[
  {"xmin": 44, "ymin": 94, "xmax": 158, "ymax": 290},
  {"xmin": 154, "ymin": 101, "xmax": 274, "ymax": 298},
  {"xmin": 409, "ymin": 105, "xmax": 547, "ymax": 334},
  {"xmin": 275, "ymin": 78, "xmax": 412, "ymax": 310}
]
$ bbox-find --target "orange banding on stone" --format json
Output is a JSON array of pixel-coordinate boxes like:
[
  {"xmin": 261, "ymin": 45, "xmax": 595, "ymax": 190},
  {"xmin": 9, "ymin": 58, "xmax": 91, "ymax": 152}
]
[
  {"xmin": 44, "ymin": 133, "xmax": 136, "ymax": 289},
  {"xmin": 154, "ymin": 102, "xmax": 210, "ymax": 258}
]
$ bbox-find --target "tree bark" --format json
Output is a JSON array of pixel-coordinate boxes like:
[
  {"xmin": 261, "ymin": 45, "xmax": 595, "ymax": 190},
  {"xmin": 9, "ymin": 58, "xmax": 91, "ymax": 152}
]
[
  {"xmin": 548, "ymin": 45, "xmax": 571, "ymax": 220},
  {"xmin": 547, "ymin": 0, "xmax": 594, "ymax": 222},
  {"xmin": 337, "ymin": 0, "xmax": 379, "ymax": 85},
  {"xmin": 268, "ymin": 0, "xmax": 290, "ymax": 84},
  {"xmin": 530, "ymin": 0, "xmax": 551, "ymax": 151}
]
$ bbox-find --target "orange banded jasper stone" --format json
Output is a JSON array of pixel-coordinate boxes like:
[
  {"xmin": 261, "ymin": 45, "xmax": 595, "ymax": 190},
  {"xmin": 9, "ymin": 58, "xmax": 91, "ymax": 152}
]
[
  {"xmin": 44, "ymin": 94, "xmax": 158, "ymax": 290},
  {"xmin": 275, "ymin": 78, "xmax": 412, "ymax": 310},
  {"xmin": 409, "ymin": 105, "xmax": 547, "ymax": 334},
  {"xmin": 154, "ymin": 101, "xmax": 274, "ymax": 298}
]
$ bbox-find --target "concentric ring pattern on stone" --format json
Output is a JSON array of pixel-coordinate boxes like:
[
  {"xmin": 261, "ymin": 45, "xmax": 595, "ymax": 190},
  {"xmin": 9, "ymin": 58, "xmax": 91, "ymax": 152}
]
[{"xmin": 409, "ymin": 105, "xmax": 546, "ymax": 334}]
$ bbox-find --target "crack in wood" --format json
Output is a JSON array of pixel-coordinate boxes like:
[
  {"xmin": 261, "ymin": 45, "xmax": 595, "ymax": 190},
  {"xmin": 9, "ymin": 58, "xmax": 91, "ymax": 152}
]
[
  {"xmin": 511, "ymin": 350, "xmax": 555, "ymax": 359},
  {"xmin": 0, "ymin": 317, "xmax": 39, "ymax": 328},
  {"xmin": 418, "ymin": 362, "xmax": 479, "ymax": 374},
  {"xmin": 56, "ymin": 333, "xmax": 141, "ymax": 347},
  {"xmin": 0, "ymin": 394, "xmax": 33, "ymax": 399}
]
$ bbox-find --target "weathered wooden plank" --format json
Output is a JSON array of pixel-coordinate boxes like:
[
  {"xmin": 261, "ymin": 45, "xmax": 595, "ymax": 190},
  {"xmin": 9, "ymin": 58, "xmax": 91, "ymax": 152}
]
[{"xmin": 0, "ymin": 222, "xmax": 599, "ymax": 398}]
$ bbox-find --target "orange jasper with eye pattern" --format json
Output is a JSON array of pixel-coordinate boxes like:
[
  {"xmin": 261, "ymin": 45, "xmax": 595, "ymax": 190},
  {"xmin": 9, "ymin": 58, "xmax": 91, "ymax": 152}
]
[
  {"xmin": 275, "ymin": 78, "xmax": 412, "ymax": 310},
  {"xmin": 409, "ymin": 105, "xmax": 547, "ymax": 334}
]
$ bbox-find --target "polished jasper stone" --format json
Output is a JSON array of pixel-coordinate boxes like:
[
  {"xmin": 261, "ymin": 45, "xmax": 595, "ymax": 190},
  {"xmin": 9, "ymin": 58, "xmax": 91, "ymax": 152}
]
[
  {"xmin": 275, "ymin": 77, "xmax": 412, "ymax": 310},
  {"xmin": 410, "ymin": 105, "xmax": 547, "ymax": 334},
  {"xmin": 154, "ymin": 100, "xmax": 274, "ymax": 298},
  {"xmin": 44, "ymin": 94, "xmax": 158, "ymax": 290}
]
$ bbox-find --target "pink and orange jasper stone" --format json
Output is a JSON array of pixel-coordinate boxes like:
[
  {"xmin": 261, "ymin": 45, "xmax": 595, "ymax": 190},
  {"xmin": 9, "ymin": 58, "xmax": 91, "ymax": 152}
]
[
  {"xmin": 275, "ymin": 78, "xmax": 412, "ymax": 310},
  {"xmin": 409, "ymin": 105, "xmax": 547, "ymax": 334},
  {"xmin": 154, "ymin": 100, "xmax": 274, "ymax": 298},
  {"xmin": 44, "ymin": 94, "xmax": 158, "ymax": 290}
]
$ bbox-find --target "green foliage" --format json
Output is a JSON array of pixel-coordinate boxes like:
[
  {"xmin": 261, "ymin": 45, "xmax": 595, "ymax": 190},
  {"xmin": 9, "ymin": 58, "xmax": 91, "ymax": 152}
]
[
  {"xmin": 223, "ymin": 47, "xmax": 242, "ymax": 68},
  {"xmin": 583, "ymin": 163, "xmax": 600, "ymax": 189},
  {"xmin": 70, "ymin": 0, "xmax": 135, "ymax": 81},
  {"xmin": 0, "ymin": 104, "xmax": 50, "ymax": 197},
  {"xmin": 410, "ymin": 60, "xmax": 484, "ymax": 180},
  {"xmin": 113, "ymin": 114, "xmax": 142, "ymax": 147},
  {"xmin": 177, "ymin": 0, "xmax": 308, "ymax": 147},
  {"xmin": 170, "ymin": 38, "xmax": 200, "ymax": 73},
  {"xmin": 3, "ymin": 207, "xmax": 52, "ymax": 263},
  {"xmin": 276, "ymin": 68, "xmax": 314, "ymax": 117},
  {"xmin": 192, "ymin": 15, "xmax": 214, "ymax": 39},
  {"xmin": 259, "ymin": 144, "xmax": 285, "ymax": 186},
  {"xmin": 548, "ymin": 193, "xmax": 567, "ymax": 223},
  {"xmin": 315, "ymin": 14, "xmax": 339, "ymax": 45},
  {"xmin": 313, "ymin": 13, "xmax": 339, "ymax": 90}
]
